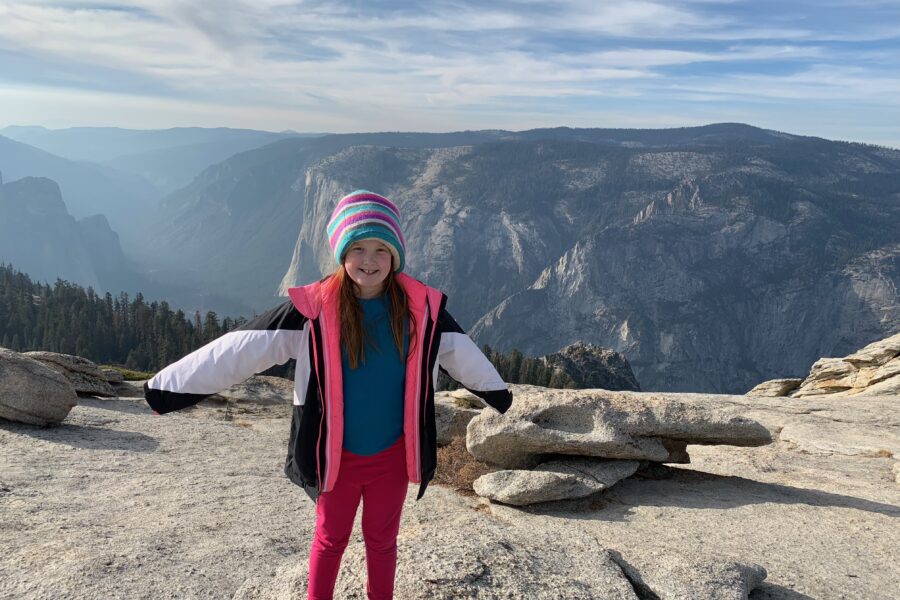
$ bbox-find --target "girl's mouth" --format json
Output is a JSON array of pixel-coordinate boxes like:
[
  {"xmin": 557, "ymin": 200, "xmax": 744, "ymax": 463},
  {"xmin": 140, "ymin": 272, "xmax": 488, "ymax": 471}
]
[{"xmin": 360, "ymin": 268, "xmax": 379, "ymax": 275}]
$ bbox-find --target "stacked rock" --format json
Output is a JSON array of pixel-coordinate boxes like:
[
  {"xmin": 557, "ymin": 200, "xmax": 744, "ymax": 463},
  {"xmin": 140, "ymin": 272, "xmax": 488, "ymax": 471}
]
[
  {"xmin": 25, "ymin": 351, "xmax": 117, "ymax": 397},
  {"xmin": 748, "ymin": 331, "xmax": 900, "ymax": 398},
  {"xmin": 1, "ymin": 349, "xmax": 135, "ymax": 425},
  {"xmin": 440, "ymin": 385, "xmax": 772, "ymax": 506},
  {"xmin": 0, "ymin": 348, "xmax": 77, "ymax": 425}
]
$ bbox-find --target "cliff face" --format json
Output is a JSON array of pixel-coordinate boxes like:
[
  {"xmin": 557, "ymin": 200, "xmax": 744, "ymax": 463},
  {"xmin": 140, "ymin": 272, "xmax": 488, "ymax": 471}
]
[
  {"xmin": 138, "ymin": 132, "xmax": 503, "ymax": 312},
  {"xmin": 539, "ymin": 342, "xmax": 641, "ymax": 391},
  {"xmin": 0, "ymin": 177, "xmax": 103, "ymax": 289},
  {"xmin": 471, "ymin": 232, "xmax": 898, "ymax": 393},
  {"xmin": 138, "ymin": 124, "xmax": 900, "ymax": 393},
  {"xmin": 0, "ymin": 176, "xmax": 147, "ymax": 296},
  {"xmin": 278, "ymin": 144, "xmax": 572, "ymax": 322},
  {"xmin": 277, "ymin": 129, "xmax": 900, "ymax": 393},
  {"xmin": 0, "ymin": 135, "xmax": 158, "ymax": 243}
]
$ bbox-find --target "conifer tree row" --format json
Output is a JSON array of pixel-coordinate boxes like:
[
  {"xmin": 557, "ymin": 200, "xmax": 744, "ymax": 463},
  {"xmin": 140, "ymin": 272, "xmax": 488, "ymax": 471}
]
[
  {"xmin": 438, "ymin": 345, "xmax": 577, "ymax": 390},
  {"xmin": 2, "ymin": 263, "xmax": 569, "ymax": 384},
  {"xmin": 482, "ymin": 345, "xmax": 577, "ymax": 388},
  {"xmin": 0, "ymin": 264, "xmax": 247, "ymax": 372}
]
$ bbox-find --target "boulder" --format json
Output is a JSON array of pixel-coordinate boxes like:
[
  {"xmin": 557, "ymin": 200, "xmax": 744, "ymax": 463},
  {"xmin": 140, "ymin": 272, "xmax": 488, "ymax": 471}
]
[
  {"xmin": 852, "ymin": 360, "xmax": 900, "ymax": 397},
  {"xmin": 842, "ymin": 331, "xmax": 900, "ymax": 365},
  {"xmin": 746, "ymin": 378, "xmax": 802, "ymax": 397},
  {"xmin": 610, "ymin": 551, "xmax": 767, "ymax": 600},
  {"xmin": 435, "ymin": 391, "xmax": 483, "ymax": 446},
  {"xmin": 100, "ymin": 368, "xmax": 124, "ymax": 384},
  {"xmin": 24, "ymin": 351, "xmax": 116, "ymax": 397},
  {"xmin": 0, "ymin": 347, "xmax": 77, "ymax": 425},
  {"xmin": 473, "ymin": 458, "xmax": 640, "ymax": 506},
  {"xmin": 791, "ymin": 332, "xmax": 900, "ymax": 397},
  {"xmin": 466, "ymin": 386, "xmax": 772, "ymax": 469}
]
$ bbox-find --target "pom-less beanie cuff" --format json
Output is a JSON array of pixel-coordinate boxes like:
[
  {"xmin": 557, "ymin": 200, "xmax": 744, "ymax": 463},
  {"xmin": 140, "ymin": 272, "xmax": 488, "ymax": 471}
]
[{"xmin": 327, "ymin": 190, "xmax": 406, "ymax": 272}]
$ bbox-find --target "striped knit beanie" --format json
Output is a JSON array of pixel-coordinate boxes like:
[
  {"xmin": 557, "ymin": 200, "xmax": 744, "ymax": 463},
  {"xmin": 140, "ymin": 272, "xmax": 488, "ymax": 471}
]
[{"xmin": 327, "ymin": 190, "xmax": 406, "ymax": 272}]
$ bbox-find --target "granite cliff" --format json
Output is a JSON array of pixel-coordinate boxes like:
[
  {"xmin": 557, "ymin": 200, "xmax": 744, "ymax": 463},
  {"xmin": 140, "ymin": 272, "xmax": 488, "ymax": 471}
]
[
  {"xmin": 0, "ymin": 175, "xmax": 131, "ymax": 292},
  {"xmin": 139, "ymin": 124, "xmax": 900, "ymax": 393}
]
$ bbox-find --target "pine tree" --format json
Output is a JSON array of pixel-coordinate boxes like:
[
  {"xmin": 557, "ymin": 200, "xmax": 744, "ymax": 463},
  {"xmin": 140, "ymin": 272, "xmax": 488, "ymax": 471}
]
[
  {"xmin": 0, "ymin": 264, "xmax": 249, "ymax": 373},
  {"xmin": 507, "ymin": 349, "xmax": 524, "ymax": 383}
]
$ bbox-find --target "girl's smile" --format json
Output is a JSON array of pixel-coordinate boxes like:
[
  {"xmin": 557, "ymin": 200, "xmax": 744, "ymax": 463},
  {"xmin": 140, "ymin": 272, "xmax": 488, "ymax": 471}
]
[{"xmin": 344, "ymin": 239, "xmax": 393, "ymax": 298}]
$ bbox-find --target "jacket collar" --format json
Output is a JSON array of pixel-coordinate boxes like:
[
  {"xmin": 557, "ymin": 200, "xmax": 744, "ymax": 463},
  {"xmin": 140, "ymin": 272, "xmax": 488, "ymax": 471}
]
[{"xmin": 287, "ymin": 272, "xmax": 437, "ymax": 320}]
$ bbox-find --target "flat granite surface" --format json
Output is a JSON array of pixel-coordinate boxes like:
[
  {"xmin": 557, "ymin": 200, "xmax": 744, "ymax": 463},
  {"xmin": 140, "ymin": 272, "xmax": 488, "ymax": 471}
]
[{"xmin": 1, "ymin": 390, "xmax": 897, "ymax": 599}]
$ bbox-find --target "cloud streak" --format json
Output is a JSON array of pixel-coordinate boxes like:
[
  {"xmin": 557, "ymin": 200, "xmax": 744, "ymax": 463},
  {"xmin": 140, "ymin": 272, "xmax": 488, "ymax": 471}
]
[{"xmin": 0, "ymin": 0, "xmax": 897, "ymax": 146}]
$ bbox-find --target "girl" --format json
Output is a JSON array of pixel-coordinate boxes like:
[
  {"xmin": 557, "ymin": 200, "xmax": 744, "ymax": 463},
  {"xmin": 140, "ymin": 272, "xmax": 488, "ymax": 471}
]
[{"xmin": 144, "ymin": 190, "xmax": 513, "ymax": 599}]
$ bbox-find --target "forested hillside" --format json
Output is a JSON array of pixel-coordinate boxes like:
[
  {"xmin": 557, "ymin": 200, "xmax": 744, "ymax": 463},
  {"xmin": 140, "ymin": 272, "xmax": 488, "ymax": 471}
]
[
  {"xmin": 1, "ymin": 263, "xmax": 605, "ymax": 387},
  {"xmin": 0, "ymin": 264, "xmax": 245, "ymax": 371}
]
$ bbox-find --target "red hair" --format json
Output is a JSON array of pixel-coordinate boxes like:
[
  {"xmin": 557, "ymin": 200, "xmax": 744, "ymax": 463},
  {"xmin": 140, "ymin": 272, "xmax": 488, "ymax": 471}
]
[{"xmin": 330, "ymin": 266, "xmax": 414, "ymax": 369}]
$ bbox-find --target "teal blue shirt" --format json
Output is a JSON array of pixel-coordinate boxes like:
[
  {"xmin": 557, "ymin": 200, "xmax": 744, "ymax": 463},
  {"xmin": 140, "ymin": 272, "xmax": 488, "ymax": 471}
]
[{"xmin": 341, "ymin": 294, "xmax": 408, "ymax": 456}]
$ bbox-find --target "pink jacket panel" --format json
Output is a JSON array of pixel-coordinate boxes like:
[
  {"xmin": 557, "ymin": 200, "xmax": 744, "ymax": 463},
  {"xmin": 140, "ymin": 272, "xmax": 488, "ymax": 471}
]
[{"xmin": 287, "ymin": 273, "xmax": 443, "ymax": 493}]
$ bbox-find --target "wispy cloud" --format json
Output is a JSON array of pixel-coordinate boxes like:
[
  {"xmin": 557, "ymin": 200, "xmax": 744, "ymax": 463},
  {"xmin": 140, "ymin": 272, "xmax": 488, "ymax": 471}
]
[{"xmin": 0, "ymin": 0, "xmax": 897, "ymax": 146}]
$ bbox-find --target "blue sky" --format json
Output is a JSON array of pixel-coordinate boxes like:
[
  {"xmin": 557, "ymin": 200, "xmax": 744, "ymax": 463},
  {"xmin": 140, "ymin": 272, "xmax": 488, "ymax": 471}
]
[{"xmin": 1, "ymin": 0, "xmax": 898, "ymax": 147}]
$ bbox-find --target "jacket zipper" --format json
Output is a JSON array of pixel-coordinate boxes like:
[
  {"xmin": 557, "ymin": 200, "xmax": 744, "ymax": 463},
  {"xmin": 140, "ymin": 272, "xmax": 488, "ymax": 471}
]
[
  {"xmin": 412, "ymin": 301, "xmax": 426, "ymax": 480},
  {"xmin": 418, "ymin": 297, "xmax": 440, "ymax": 480},
  {"xmin": 319, "ymin": 312, "xmax": 336, "ymax": 492},
  {"xmin": 310, "ymin": 320, "xmax": 326, "ymax": 494}
]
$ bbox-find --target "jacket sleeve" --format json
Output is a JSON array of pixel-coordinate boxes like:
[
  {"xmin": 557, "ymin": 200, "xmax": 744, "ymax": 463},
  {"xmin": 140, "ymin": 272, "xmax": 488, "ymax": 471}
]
[
  {"xmin": 436, "ymin": 306, "xmax": 513, "ymax": 414},
  {"xmin": 144, "ymin": 300, "xmax": 308, "ymax": 415}
]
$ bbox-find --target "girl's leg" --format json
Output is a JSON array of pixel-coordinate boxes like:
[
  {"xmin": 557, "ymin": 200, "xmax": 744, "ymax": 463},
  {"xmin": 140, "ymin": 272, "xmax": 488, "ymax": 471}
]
[
  {"xmin": 307, "ymin": 457, "xmax": 364, "ymax": 600},
  {"xmin": 360, "ymin": 436, "xmax": 409, "ymax": 600}
]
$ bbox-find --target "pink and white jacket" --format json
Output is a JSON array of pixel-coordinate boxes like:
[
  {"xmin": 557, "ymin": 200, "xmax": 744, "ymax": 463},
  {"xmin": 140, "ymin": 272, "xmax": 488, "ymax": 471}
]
[{"xmin": 144, "ymin": 273, "xmax": 513, "ymax": 501}]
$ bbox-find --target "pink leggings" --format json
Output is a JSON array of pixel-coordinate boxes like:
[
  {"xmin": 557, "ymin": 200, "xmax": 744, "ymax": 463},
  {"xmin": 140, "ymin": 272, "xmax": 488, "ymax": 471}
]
[{"xmin": 307, "ymin": 435, "xmax": 409, "ymax": 600}]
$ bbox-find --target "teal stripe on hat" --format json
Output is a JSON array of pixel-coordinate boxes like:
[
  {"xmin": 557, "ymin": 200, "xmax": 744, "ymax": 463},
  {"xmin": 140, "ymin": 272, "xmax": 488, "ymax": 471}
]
[{"xmin": 327, "ymin": 203, "xmax": 401, "ymax": 237}]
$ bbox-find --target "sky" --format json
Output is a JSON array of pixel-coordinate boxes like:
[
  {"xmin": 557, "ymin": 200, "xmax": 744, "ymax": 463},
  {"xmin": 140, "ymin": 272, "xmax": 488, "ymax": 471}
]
[{"xmin": 1, "ymin": 0, "xmax": 899, "ymax": 147}]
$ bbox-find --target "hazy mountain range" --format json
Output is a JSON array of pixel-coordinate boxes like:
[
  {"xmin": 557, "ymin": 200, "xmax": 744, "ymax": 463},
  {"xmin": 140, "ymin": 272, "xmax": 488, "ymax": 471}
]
[
  {"xmin": 0, "ymin": 174, "xmax": 256, "ymax": 315},
  {"xmin": 0, "ymin": 126, "xmax": 311, "ymax": 196},
  {"xmin": 0, "ymin": 175, "xmax": 123, "ymax": 291},
  {"xmin": 1, "ymin": 123, "xmax": 897, "ymax": 393},
  {"xmin": 0, "ymin": 134, "xmax": 157, "ymax": 241}
]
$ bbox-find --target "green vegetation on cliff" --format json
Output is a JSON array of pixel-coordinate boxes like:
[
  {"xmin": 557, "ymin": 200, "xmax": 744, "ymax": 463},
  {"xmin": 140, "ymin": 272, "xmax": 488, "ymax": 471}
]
[{"xmin": 0, "ymin": 263, "xmax": 246, "ymax": 372}]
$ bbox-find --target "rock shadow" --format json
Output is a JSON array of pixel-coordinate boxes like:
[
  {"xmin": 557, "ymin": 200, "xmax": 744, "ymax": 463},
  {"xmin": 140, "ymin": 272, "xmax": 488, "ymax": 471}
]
[
  {"xmin": 749, "ymin": 583, "xmax": 818, "ymax": 600},
  {"xmin": 513, "ymin": 466, "xmax": 900, "ymax": 520},
  {"xmin": 0, "ymin": 421, "xmax": 160, "ymax": 452},
  {"xmin": 76, "ymin": 396, "xmax": 151, "ymax": 416}
]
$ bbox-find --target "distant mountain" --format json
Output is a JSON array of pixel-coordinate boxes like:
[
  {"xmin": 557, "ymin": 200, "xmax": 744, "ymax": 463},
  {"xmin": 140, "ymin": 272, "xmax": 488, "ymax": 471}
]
[
  {"xmin": 0, "ymin": 135, "xmax": 158, "ymax": 242},
  {"xmin": 135, "ymin": 131, "xmax": 509, "ymax": 311},
  {"xmin": 0, "ymin": 174, "xmax": 254, "ymax": 317},
  {"xmin": 540, "ymin": 342, "xmax": 641, "ymax": 391},
  {"xmin": 124, "ymin": 123, "xmax": 900, "ymax": 393},
  {"xmin": 105, "ymin": 139, "xmax": 290, "ymax": 195},
  {"xmin": 0, "ymin": 125, "xmax": 316, "ymax": 197},
  {"xmin": 0, "ymin": 176, "xmax": 125, "ymax": 290},
  {"xmin": 0, "ymin": 126, "xmax": 308, "ymax": 163}
]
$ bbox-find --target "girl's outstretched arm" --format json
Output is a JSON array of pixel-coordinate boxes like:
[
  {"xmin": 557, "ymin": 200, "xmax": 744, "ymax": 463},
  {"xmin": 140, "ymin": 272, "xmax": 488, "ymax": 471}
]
[
  {"xmin": 144, "ymin": 300, "xmax": 307, "ymax": 415},
  {"xmin": 436, "ymin": 306, "xmax": 513, "ymax": 414}
]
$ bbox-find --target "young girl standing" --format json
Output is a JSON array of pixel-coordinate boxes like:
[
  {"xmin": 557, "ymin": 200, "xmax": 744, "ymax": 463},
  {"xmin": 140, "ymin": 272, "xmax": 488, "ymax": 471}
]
[{"xmin": 144, "ymin": 190, "xmax": 513, "ymax": 599}]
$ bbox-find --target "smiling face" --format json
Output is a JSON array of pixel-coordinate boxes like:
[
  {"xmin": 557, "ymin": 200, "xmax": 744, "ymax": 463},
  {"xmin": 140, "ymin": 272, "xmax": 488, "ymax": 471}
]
[{"xmin": 342, "ymin": 239, "xmax": 393, "ymax": 298}]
